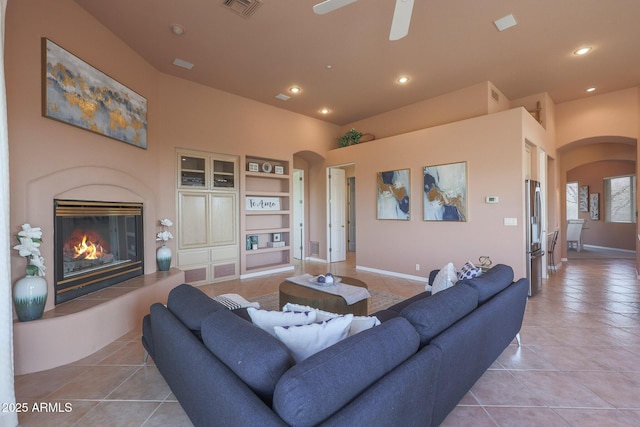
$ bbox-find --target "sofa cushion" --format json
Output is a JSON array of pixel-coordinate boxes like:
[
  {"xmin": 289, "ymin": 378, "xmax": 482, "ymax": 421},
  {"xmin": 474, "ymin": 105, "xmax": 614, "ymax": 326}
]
[
  {"xmin": 273, "ymin": 317, "xmax": 420, "ymax": 427},
  {"xmin": 201, "ymin": 308, "xmax": 294, "ymax": 402},
  {"xmin": 166, "ymin": 284, "xmax": 226, "ymax": 338},
  {"xmin": 274, "ymin": 314, "xmax": 353, "ymax": 362},
  {"xmin": 383, "ymin": 291, "xmax": 431, "ymax": 314},
  {"xmin": 457, "ymin": 264, "xmax": 514, "ymax": 304},
  {"xmin": 247, "ymin": 307, "xmax": 316, "ymax": 336},
  {"xmin": 400, "ymin": 283, "xmax": 478, "ymax": 346}
]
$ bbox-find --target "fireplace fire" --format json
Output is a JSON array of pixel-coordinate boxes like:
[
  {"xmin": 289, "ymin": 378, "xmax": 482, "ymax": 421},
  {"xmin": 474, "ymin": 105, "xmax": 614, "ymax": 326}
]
[{"xmin": 54, "ymin": 200, "xmax": 144, "ymax": 304}]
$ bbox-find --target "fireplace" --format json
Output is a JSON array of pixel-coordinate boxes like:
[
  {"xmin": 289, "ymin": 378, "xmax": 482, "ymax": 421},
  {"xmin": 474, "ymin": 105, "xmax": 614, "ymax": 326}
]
[{"xmin": 54, "ymin": 200, "xmax": 144, "ymax": 304}]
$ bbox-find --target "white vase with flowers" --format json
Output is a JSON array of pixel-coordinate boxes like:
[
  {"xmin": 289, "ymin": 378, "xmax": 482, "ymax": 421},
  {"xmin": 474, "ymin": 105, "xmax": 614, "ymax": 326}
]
[
  {"xmin": 156, "ymin": 218, "xmax": 174, "ymax": 271},
  {"xmin": 12, "ymin": 224, "xmax": 48, "ymax": 321}
]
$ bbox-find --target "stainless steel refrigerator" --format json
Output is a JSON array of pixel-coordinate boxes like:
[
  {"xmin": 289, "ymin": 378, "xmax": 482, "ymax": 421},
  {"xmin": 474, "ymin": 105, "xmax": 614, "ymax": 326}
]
[{"xmin": 525, "ymin": 179, "xmax": 543, "ymax": 296}]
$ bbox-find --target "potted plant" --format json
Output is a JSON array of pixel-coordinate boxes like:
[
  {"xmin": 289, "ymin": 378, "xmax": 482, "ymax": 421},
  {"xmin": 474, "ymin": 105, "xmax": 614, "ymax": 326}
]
[{"xmin": 338, "ymin": 128, "xmax": 363, "ymax": 148}]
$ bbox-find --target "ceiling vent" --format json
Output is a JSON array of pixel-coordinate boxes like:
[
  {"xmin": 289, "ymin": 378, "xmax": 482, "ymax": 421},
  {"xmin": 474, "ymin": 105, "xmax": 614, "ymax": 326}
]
[{"xmin": 222, "ymin": 0, "xmax": 263, "ymax": 18}]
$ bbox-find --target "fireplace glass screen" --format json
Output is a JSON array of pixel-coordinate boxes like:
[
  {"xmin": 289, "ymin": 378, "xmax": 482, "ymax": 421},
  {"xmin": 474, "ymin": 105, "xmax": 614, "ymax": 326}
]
[{"xmin": 54, "ymin": 200, "xmax": 144, "ymax": 304}]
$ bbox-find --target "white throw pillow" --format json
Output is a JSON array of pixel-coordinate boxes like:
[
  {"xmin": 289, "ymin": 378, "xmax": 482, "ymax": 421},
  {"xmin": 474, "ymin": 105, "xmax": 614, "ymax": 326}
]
[
  {"xmin": 432, "ymin": 262, "xmax": 458, "ymax": 294},
  {"xmin": 247, "ymin": 307, "xmax": 316, "ymax": 336},
  {"xmin": 274, "ymin": 314, "xmax": 354, "ymax": 362},
  {"xmin": 282, "ymin": 303, "xmax": 380, "ymax": 336}
]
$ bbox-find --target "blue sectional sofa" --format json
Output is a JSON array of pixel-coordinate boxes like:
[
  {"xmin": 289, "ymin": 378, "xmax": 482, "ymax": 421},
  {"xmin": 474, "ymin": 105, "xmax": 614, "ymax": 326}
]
[{"xmin": 142, "ymin": 264, "xmax": 528, "ymax": 426}]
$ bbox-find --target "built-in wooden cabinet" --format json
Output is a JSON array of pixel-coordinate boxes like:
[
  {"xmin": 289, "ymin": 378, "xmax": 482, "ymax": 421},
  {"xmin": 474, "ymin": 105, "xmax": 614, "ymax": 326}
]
[
  {"xmin": 176, "ymin": 150, "xmax": 239, "ymax": 283},
  {"xmin": 241, "ymin": 155, "xmax": 293, "ymax": 277}
]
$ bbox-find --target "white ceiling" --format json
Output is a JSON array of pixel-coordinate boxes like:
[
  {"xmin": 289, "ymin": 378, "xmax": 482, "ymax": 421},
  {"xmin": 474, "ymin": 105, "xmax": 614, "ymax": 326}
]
[{"xmin": 75, "ymin": 0, "xmax": 640, "ymax": 126}]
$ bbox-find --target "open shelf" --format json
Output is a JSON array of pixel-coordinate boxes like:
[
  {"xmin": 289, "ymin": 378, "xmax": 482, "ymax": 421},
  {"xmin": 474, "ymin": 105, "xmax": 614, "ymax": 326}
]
[{"xmin": 241, "ymin": 155, "xmax": 292, "ymax": 276}]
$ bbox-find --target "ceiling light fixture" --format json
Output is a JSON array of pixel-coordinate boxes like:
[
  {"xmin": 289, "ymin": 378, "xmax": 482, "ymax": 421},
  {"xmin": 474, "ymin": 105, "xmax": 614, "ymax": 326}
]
[
  {"xmin": 573, "ymin": 47, "xmax": 592, "ymax": 56},
  {"xmin": 397, "ymin": 76, "xmax": 409, "ymax": 84},
  {"xmin": 586, "ymin": 87, "xmax": 596, "ymax": 93},
  {"xmin": 320, "ymin": 108, "xmax": 330, "ymax": 115},
  {"xmin": 171, "ymin": 24, "xmax": 185, "ymax": 36},
  {"xmin": 289, "ymin": 86, "xmax": 301, "ymax": 94}
]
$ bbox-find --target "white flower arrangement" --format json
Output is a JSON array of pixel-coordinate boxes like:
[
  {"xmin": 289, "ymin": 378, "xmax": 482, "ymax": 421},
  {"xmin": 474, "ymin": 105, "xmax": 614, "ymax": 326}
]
[
  {"xmin": 156, "ymin": 218, "xmax": 174, "ymax": 244},
  {"xmin": 13, "ymin": 223, "xmax": 46, "ymax": 277}
]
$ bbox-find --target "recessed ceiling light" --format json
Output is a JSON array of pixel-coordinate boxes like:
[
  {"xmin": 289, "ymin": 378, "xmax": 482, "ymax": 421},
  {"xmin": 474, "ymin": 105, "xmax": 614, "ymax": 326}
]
[
  {"xmin": 397, "ymin": 76, "xmax": 409, "ymax": 84},
  {"xmin": 171, "ymin": 24, "xmax": 185, "ymax": 36},
  {"xmin": 586, "ymin": 87, "xmax": 596, "ymax": 93},
  {"xmin": 320, "ymin": 108, "xmax": 330, "ymax": 115},
  {"xmin": 574, "ymin": 47, "xmax": 592, "ymax": 56},
  {"xmin": 172, "ymin": 58, "xmax": 194, "ymax": 70},
  {"xmin": 326, "ymin": 65, "xmax": 333, "ymax": 70},
  {"xmin": 494, "ymin": 14, "xmax": 517, "ymax": 32},
  {"xmin": 289, "ymin": 86, "xmax": 301, "ymax": 94}
]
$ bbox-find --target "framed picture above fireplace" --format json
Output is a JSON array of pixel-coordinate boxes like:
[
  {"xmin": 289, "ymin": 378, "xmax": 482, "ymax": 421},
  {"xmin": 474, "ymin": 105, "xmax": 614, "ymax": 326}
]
[{"xmin": 41, "ymin": 38, "xmax": 148, "ymax": 149}]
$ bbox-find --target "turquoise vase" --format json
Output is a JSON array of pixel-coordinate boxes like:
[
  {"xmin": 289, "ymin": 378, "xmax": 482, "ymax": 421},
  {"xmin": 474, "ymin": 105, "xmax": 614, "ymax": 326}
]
[
  {"xmin": 13, "ymin": 275, "xmax": 48, "ymax": 322},
  {"xmin": 156, "ymin": 245, "xmax": 172, "ymax": 271}
]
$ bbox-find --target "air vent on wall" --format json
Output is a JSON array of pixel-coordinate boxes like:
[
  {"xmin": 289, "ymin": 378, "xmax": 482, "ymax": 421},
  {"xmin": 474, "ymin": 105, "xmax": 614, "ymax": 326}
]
[{"xmin": 222, "ymin": 0, "xmax": 263, "ymax": 18}]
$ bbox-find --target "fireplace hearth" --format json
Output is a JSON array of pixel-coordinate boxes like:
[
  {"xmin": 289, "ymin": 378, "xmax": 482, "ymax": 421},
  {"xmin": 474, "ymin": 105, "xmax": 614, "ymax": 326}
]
[{"xmin": 54, "ymin": 200, "xmax": 144, "ymax": 304}]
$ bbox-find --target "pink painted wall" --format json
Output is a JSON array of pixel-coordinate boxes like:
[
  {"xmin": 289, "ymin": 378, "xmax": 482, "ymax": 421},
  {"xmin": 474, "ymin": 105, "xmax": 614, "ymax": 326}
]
[
  {"xmin": 555, "ymin": 87, "xmax": 639, "ymax": 148},
  {"xmin": 340, "ymin": 81, "xmax": 507, "ymax": 140},
  {"xmin": 567, "ymin": 160, "xmax": 636, "ymax": 250},
  {"xmin": 326, "ymin": 108, "xmax": 544, "ymax": 279},
  {"xmin": 5, "ymin": 0, "xmax": 337, "ymax": 313}
]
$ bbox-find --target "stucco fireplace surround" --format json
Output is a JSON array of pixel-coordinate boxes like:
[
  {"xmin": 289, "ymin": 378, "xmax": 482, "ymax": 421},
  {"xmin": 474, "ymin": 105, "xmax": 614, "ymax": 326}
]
[{"xmin": 12, "ymin": 167, "xmax": 184, "ymax": 374}]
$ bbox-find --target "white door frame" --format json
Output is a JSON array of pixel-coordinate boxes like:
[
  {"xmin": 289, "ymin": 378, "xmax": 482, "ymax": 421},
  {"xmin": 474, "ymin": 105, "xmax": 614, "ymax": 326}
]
[
  {"xmin": 293, "ymin": 169, "xmax": 304, "ymax": 260},
  {"xmin": 327, "ymin": 167, "xmax": 346, "ymax": 263}
]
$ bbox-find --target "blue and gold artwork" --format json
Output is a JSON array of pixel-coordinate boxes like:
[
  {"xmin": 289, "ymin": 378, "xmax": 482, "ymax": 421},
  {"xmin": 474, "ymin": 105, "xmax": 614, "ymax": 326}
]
[
  {"xmin": 42, "ymin": 38, "xmax": 147, "ymax": 149},
  {"xmin": 377, "ymin": 169, "xmax": 410, "ymax": 220}
]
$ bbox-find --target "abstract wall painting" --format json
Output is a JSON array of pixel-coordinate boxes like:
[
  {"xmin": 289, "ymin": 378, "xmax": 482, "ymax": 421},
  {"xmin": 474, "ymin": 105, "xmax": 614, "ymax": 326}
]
[
  {"xmin": 42, "ymin": 38, "xmax": 148, "ymax": 149},
  {"xmin": 590, "ymin": 193, "xmax": 599, "ymax": 220},
  {"xmin": 423, "ymin": 161, "xmax": 467, "ymax": 221},
  {"xmin": 579, "ymin": 185, "xmax": 589, "ymax": 212},
  {"xmin": 376, "ymin": 169, "xmax": 410, "ymax": 220}
]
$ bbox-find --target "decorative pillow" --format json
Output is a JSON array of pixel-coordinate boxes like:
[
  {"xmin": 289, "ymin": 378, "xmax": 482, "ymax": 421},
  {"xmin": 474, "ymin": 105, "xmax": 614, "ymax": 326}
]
[
  {"xmin": 247, "ymin": 307, "xmax": 316, "ymax": 337},
  {"xmin": 431, "ymin": 262, "xmax": 457, "ymax": 294},
  {"xmin": 457, "ymin": 261, "xmax": 482, "ymax": 280},
  {"xmin": 274, "ymin": 314, "xmax": 354, "ymax": 362},
  {"xmin": 211, "ymin": 293, "xmax": 260, "ymax": 310},
  {"xmin": 282, "ymin": 303, "xmax": 380, "ymax": 336}
]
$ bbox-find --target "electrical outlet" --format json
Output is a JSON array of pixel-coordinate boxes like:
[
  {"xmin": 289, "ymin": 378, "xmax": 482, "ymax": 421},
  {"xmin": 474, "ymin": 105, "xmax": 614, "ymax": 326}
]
[{"xmin": 416, "ymin": 264, "xmax": 420, "ymax": 271}]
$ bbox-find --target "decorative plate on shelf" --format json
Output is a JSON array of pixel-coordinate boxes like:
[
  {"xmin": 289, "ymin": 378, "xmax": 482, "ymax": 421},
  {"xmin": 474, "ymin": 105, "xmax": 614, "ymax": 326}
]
[
  {"xmin": 308, "ymin": 275, "xmax": 341, "ymax": 286},
  {"xmin": 261, "ymin": 162, "xmax": 273, "ymax": 173}
]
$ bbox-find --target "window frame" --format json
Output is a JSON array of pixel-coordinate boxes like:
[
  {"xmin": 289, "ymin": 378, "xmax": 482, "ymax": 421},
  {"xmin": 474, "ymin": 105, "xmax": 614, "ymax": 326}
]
[{"xmin": 603, "ymin": 174, "xmax": 636, "ymax": 224}]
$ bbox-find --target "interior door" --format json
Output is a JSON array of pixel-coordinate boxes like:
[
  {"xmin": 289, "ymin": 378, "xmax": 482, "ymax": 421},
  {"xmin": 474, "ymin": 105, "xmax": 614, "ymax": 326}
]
[
  {"xmin": 293, "ymin": 169, "xmax": 304, "ymax": 259},
  {"xmin": 327, "ymin": 167, "xmax": 346, "ymax": 262}
]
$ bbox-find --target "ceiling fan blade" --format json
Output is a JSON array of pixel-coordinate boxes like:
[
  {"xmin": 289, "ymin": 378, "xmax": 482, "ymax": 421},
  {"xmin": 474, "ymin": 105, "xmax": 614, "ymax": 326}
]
[
  {"xmin": 313, "ymin": 0, "xmax": 358, "ymax": 15},
  {"xmin": 389, "ymin": 0, "xmax": 414, "ymax": 40}
]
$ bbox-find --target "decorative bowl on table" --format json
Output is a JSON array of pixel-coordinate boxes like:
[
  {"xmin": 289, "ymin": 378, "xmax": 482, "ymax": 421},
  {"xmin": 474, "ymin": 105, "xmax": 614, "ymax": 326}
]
[{"xmin": 309, "ymin": 273, "xmax": 341, "ymax": 286}]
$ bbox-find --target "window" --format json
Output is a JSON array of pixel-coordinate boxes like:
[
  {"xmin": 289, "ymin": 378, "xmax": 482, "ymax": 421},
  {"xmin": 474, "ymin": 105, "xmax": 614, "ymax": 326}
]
[
  {"xmin": 604, "ymin": 175, "xmax": 636, "ymax": 223},
  {"xmin": 566, "ymin": 182, "xmax": 578, "ymax": 220}
]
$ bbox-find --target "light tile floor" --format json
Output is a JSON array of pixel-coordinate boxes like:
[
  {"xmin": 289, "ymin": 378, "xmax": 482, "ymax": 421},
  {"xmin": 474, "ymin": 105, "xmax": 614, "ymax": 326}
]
[{"xmin": 14, "ymin": 256, "xmax": 640, "ymax": 426}]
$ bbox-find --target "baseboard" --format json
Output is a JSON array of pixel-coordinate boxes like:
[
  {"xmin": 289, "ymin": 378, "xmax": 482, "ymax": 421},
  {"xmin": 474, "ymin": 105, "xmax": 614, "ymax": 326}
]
[
  {"xmin": 356, "ymin": 265, "xmax": 427, "ymax": 282},
  {"xmin": 582, "ymin": 244, "xmax": 635, "ymax": 253}
]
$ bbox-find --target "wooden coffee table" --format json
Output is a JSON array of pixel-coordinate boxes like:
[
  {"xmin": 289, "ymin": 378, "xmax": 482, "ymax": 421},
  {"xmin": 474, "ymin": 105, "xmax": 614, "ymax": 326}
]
[{"xmin": 279, "ymin": 276, "xmax": 369, "ymax": 316}]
